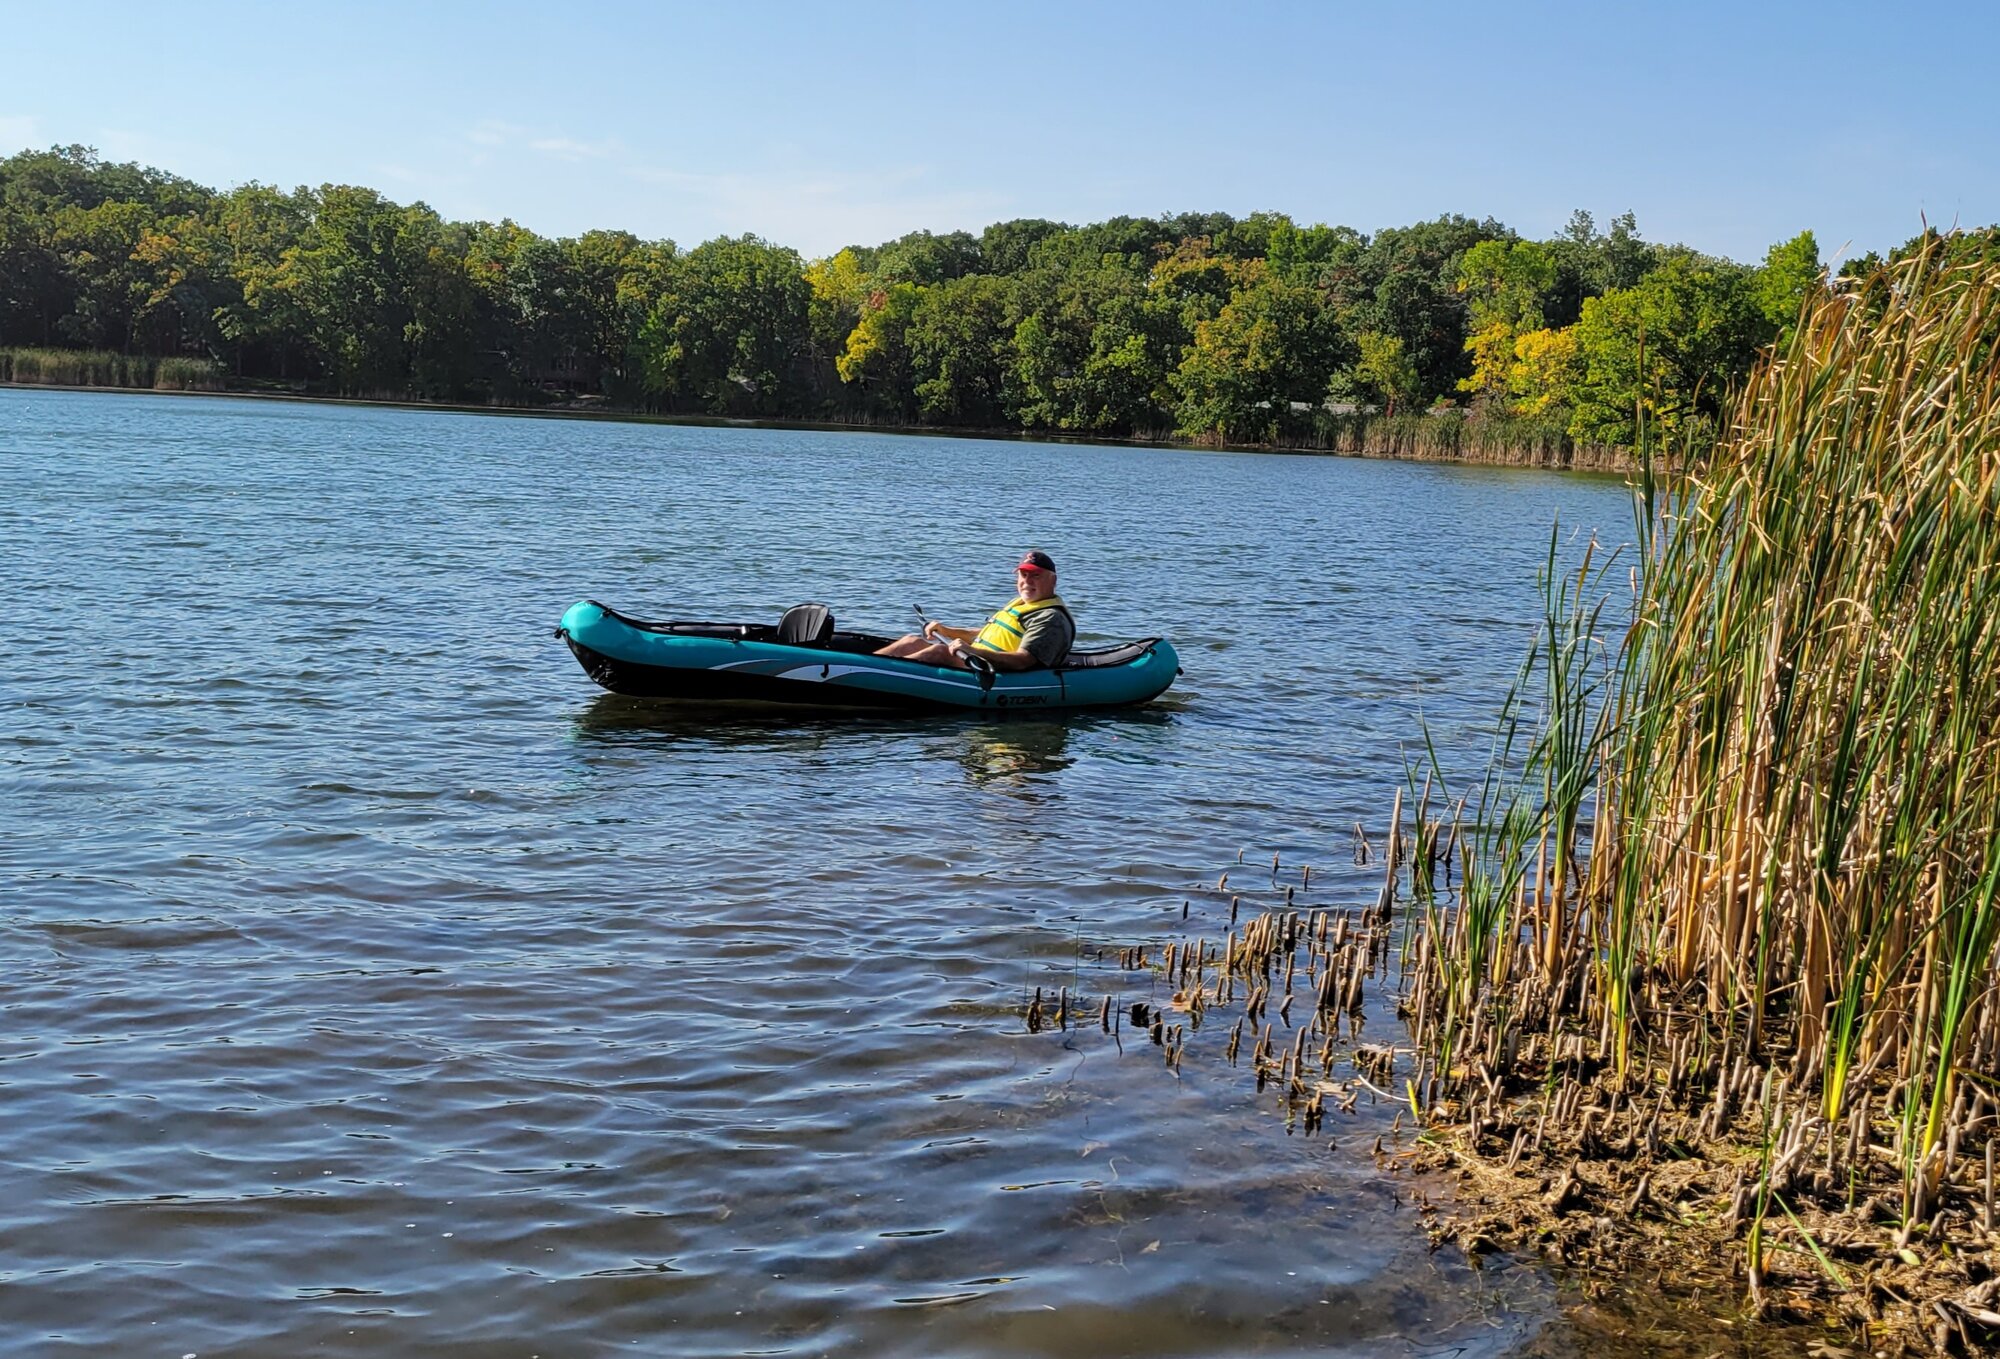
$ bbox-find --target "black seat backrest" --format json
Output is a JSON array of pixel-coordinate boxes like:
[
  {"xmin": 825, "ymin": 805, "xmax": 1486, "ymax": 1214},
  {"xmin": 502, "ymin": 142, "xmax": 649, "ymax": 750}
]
[{"xmin": 776, "ymin": 603, "xmax": 834, "ymax": 646}]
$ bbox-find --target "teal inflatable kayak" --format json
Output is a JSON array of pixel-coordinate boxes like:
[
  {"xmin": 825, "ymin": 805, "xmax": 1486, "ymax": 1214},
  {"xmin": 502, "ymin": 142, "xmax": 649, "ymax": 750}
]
[{"xmin": 557, "ymin": 600, "xmax": 1180, "ymax": 712}]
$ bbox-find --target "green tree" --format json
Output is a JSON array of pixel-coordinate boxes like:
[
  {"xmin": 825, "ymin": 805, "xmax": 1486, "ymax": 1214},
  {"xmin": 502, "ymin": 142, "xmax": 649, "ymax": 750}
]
[
  {"xmin": 1037, "ymin": 216, "xmax": 1177, "ymax": 269},
  {"xmin": 1601, "ymin": 212, "xmax": 1651, "ymax": 290},
  {"xmin": 1456, "ymin": 239, "xmax": 1556, "ymax": 331},
  {"xmin": 0, "ymin": 194, "xmax": 67, "ymax": 345},
  {"xmin": 0, "ymin": 142, "xmax": 1845, "ymax": 446},
  {"xmin": 1171, "ymin": 262, "xmax": 1343, "ymax": 441},
  {"xmin": 207, "ymin": 183, "xmax": 312, "ymax": 377},
  {"xmin": 637, "ymin": 234, "xmax": 811, "ymax": 415},
  {"xmin": 1076, "ymin": 291, "xmax": 1182, "ymax": 432},
  {"xmin": 907, "ymin": 274, "xmax": 1014, "ymax": 424},
  {"xmin": 1008, "ymin": 234, "xmax": 1156, "ymax": 431},
  {"xmin": 50, "ymin": 197, "xmax": 156, "ymax": 349},
  {"xmin": 1265, "ymin": 219, "xmax": 1364, "ymax": 285},
  {"xmin": 1454, "ymin": 239, "xmax": 1557, "ymax": 398},
  {"xmin": 977, "ymin": 218, "xmax": 1066, "ymax": 275},
  {"xmin": 1147, "ymin": 238, "xmax": 1237, "ymax": 329},
  {"xmin": 869, "ymin": 228, "xmax": 981, "ymax": 285},
  {"xmin": 466, "ymin": 221, "xmax": 602, "ymax": 394},
  {"xmin": 0, "ymin": 145, "xmax": 215, "ymax": 351},
  {"xmin": 1210, "ymin": 210, "xmax": 1290, "ymax": 261},
  {"xmin": 1321, "ymin": 214, "xmax": 1512, "ymax": 404},
  {"xmin": 1544, "ymin": 209, "xmax": 1655, "ymax": 326},
  {"xmin": 395, "ymin": 204, "xmax": 479, "ymax": 399},
  {"xmin": 1569, "ymin": 252, "xmax": 1769, "ymax": 445},
  {"xmin": 128, "ymin": 209, "xmax": 234, "ymax": 358},
  {"xmin": 570, "ymin": 230, "xmax": 667, "ymax": 400},
  {"xmin": 1351, "ymin": 330, "xmax": 1421, "ymax": 415},
  {"xmin": 1754, "ymin": 230, "xmax": 1822, "ymax": 340},
  {"xmin": 280, "ymin": 184, "xmax": 416, "ymax": 393}
]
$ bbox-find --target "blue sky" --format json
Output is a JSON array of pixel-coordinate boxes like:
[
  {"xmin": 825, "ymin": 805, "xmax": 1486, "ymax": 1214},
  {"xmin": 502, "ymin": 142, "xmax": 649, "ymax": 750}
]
[{"xmin": 5, "ymin": 0, "xmax": 1995, "ymax": 265}]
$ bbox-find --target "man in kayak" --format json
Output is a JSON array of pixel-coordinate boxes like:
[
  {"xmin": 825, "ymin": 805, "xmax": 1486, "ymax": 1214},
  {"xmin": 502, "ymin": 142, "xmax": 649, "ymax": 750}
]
[{"xmin": 876, "ymin": 551, "xmax": 1076, "ymax": 671}]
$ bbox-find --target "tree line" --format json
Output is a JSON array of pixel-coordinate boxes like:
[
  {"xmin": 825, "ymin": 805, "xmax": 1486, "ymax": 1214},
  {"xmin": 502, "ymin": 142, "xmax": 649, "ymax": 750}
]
[{"xmin": 2, "ymin": 144, "xmax": 1985, "ymax": 448}]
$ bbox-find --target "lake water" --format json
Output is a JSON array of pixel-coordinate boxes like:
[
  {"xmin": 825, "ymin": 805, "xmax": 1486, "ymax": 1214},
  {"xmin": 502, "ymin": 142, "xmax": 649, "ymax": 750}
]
[{"xmin": 2, "ymin": 389, "xmax": 1717, "ymax": 1356}]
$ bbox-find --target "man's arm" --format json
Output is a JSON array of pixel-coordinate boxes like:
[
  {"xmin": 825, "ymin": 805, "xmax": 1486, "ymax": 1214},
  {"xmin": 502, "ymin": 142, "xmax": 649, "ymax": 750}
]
[
  {"xmin": 936, "ymin": 636, "xmax": 1038, "ymax": 671},
  {"xmin": 967, "ymin": 645, "xmax": 1043, "ymax": 672},
  {"xmin": 924, "ymin": 622, "xmax": 979, "ymax": 643}
]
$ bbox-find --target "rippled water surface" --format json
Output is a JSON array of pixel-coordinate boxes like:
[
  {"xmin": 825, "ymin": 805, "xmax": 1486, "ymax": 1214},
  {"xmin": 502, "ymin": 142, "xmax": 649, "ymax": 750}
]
[{"xmin": 4, "ymin": 389, "xmax": 1650, "ymax": 1357}]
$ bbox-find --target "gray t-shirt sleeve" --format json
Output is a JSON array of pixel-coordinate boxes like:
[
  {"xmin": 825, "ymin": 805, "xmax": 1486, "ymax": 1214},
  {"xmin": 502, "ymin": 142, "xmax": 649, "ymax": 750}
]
[{"xmin": 1020, "ymin": 608, "xmax": 1075, "ymax": 667}]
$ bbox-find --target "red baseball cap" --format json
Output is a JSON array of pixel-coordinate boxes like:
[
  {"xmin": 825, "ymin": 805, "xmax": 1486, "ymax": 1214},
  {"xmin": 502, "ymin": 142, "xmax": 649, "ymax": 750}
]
[{"xmin": 1016, "ymin": 550, "xmax": 1057, "ymax": 575}]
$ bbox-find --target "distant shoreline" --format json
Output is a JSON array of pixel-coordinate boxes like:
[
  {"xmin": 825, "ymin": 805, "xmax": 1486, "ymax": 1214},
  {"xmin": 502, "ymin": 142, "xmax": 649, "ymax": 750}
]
[{"xmin": 0, "ymin": 378, "xmax": 1639, "ymax": 475}]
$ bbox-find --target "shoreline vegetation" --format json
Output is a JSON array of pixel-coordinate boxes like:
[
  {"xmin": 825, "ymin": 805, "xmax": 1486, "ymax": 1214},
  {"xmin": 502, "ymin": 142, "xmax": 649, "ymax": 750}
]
[
  {"xmin": 1028, "ymin": 247, "xmax": 2000, "ymax": 1356},
  {"xmin": 7, "ymin": 143, "xmax": 1958, "ymax": 466},
  {"xmin": 0, "ymin": 356, "xmax": 1636, "ymax": 472},
  {"xmin": 1394, "ymin": 243, "xmax": 2000, "ymax": 1355}
]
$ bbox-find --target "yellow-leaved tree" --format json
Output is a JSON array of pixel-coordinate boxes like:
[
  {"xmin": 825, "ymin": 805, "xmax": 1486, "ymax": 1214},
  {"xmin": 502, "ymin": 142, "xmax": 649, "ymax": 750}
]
[
  {"xmin": 1454, "ymin": 240, "xmax": 1554, "ymax": 400},
  {"xmin": 1504, "ymin": 327, "xmax": 1581, "ymax": 416}
]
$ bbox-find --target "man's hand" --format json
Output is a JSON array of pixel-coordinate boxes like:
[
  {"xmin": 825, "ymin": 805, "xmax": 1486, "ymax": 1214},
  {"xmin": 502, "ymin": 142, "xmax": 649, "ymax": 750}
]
[{"xmin": 922, "ymin": 621, "xmax": 940, "ymax": 641}]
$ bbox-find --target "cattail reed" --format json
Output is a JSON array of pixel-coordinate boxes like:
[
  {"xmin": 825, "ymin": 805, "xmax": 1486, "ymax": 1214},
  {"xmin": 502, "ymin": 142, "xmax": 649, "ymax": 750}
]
[{"xmin": 1397, "ymin": 241, "xmax": 2000, "ymax": 1329}]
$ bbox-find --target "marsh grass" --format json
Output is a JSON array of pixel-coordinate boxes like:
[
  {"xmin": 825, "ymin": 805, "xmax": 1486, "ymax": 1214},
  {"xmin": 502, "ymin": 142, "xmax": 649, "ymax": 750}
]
[
  {"xmin": 1403, "ymin": 239, "xmax": 2000, "ymax": 1324},
  {"xmin": 0, "ymin": 348, "xmax": 225, "ymax": 391},
  {"xmin": 1280, "ymin": 407, "xmax": 1629, "ymax": 470}
]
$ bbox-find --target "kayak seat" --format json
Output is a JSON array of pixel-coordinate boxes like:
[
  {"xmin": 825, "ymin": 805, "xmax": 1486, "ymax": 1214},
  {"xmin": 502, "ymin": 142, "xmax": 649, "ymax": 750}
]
[
  {"xmin": 1057, "ymin": 639, "xmax": 1159, "ymax": 670},
  {"xmin": 777, "ymin": 603, "xmax": 835, "ymax": 647}
]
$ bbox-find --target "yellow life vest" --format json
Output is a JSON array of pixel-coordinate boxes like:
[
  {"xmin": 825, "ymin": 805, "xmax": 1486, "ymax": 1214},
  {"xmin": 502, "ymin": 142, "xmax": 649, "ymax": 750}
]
[{"xmin": 973, "ymin": 595, "xmax": 1070, "ymax": 653}]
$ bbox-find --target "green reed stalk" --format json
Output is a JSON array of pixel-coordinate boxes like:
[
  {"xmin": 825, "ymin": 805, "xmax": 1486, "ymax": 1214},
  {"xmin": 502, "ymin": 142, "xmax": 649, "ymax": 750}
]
[
  {"xmin": 1411, "ymin": 523, "xmax": 1617, "ymax": 1075},
  {"xmin": 1408, "ymin": 236, "xmax": 2000, "ymax": 1253}
]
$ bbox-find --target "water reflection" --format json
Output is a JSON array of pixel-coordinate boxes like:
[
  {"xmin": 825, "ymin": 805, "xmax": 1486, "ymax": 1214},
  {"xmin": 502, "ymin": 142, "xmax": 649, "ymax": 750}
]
[
  {"xmin": 567, "ymin": 694, "xmax": 1054, "ymax": 757},
  {"xmin": 570, "ymin": 694, "xmax": 1175, "ymax": 759},
  {"xmin": 955, "ymin": 720, "xmax": 1072, "ymax": 792},
  {"xmin": 567, "ymin": 693, "xmax": 922, "ymax": 748},
  {"xmin": 566, "ymin": 697, "xmax": 1191, "ymax": 817}
]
